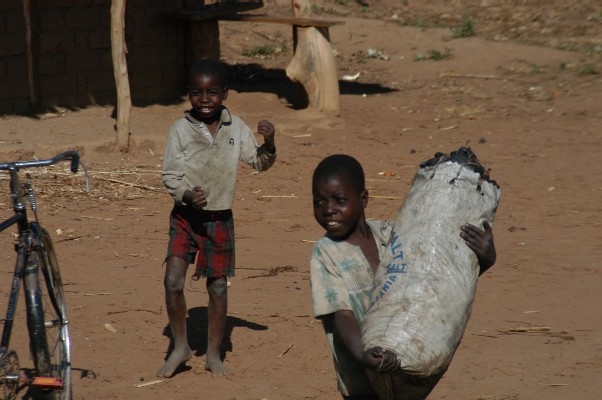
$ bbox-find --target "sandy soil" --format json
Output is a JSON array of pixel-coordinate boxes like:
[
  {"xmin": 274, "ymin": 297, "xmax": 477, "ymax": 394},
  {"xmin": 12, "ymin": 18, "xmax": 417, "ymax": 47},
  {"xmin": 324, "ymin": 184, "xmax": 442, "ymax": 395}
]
[{"xmin": 1, "ymin": 1, "xmax": 601, "ymax": 399}]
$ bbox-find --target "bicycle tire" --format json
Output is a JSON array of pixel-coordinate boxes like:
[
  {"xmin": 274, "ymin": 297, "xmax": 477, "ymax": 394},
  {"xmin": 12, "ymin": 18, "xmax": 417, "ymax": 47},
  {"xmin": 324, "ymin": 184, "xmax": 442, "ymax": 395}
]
[{"xmin": 24, "ymin": 224, "xmax": 72, "ymax": 400}]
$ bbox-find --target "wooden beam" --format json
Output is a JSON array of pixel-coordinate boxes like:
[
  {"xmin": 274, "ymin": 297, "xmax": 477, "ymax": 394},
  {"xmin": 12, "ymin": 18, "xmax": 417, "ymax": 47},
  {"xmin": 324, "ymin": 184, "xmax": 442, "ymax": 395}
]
[
  {"xmin": 220, "ymin": 14, "xmax": 344, "ymax": 28},
  {"xmin": 162, "ymin": 2, "xmax": 263, "ymax": 21}
]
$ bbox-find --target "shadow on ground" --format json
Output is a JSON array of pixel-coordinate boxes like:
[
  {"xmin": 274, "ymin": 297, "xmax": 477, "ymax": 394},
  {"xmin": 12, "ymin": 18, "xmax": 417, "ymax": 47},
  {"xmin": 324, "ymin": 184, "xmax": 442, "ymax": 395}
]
[
  {"xmin": 225, "ymin": 63, "xmax": 399, "ymax": 109},
  {"xmin": 1, "ymin": 63, "xmax": 397, "ymax": 119},
  {"xmin": 160, "ymin": 305, "xmax": 268, "ymax": 375}
]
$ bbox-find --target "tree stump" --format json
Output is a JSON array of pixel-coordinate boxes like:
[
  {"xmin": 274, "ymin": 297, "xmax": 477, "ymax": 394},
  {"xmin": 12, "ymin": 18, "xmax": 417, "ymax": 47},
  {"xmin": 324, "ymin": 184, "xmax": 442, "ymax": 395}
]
[{"xmin": 285, "ymin": 0, "xmax": 340, "ymax": 115}]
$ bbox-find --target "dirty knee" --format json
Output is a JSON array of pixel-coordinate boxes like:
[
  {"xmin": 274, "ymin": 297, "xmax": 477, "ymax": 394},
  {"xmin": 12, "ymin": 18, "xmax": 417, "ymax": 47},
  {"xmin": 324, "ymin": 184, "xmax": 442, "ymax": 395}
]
[
  {"xmin": 207, "ymin": 277, "xmax": 228, "ymax": 297},
  {"xmin": 164, "ymin": 275, "xmax": 185, "ymax": 293}
]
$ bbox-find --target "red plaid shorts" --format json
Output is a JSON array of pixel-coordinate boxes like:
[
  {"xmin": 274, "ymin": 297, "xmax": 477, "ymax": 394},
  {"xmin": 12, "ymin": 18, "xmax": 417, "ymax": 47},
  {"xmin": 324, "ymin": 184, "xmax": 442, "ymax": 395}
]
[{"xmin": 167, "ymin": 206, "xmax": 235, "ymax": 278}]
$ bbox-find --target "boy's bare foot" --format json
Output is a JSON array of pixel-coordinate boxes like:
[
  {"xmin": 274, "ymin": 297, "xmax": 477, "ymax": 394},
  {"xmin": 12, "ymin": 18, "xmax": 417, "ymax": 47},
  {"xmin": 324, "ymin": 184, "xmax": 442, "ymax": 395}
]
[
  {"xmin": 204, "ymin": 355, "xmax": 229, "ymax": 376},
  {"xmin": 157, "ymin": 347, "xmax": 193, "ymax": 378}
]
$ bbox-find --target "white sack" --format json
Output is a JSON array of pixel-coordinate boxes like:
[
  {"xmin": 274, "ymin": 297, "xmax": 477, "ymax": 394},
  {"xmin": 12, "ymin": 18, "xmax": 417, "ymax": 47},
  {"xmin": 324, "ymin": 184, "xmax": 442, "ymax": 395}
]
[{"xmin": 362, "ymin": 158, "xmax": 501, "ymax": 400}]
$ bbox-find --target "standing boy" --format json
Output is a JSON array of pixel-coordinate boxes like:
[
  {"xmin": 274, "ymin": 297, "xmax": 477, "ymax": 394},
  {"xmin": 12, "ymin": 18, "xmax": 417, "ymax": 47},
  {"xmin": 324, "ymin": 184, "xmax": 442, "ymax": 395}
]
[
  {"xmin": 158, "ymin": 59, "xmax": 276, "ymax": 377},
  {"xmin": 310, "ymin": 154, "xmax": 495, "ymax": 399}
]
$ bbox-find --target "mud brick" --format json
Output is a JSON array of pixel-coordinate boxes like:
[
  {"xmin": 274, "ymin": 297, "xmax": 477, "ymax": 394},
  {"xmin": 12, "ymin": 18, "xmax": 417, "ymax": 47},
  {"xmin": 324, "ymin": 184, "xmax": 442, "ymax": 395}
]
[
  {"xmin": 11, "ymin": 99, "xmax": 30, "ymax": 112},
  {"xmin": 76, "ymin": 73, "xmax": 87, "ymax": 93},
  {"xmin": 4, "ymin": 54, "xmax": 27, "ymax": 77},
  {"xmin": 74, "ymin": 31, "xmax": 90, "ymax": 51},
  {"xmin": 0, "ymin": 101, "xmax": 16, "ymax": 114},
  {"xmin": 127, "ymin": 45, "xmax": 179, "ymax": 69},
  {"xmin": 95, "ymin": 6, "xmax": 111, "ymax": 27},
  {"xmin": 37, "ymin": 0, "xmax": 75, "ymax": 8},
  {"xmin": 161, "ymin": 63, "xmax": 180, "ymax": 82},
  {"xmin": 129, "ymin": 67, "xmax": 172, "ymax": 89},
  {"xmin": 86, "ymin": 73, "xmax": 115, "ymax": 92},
  {"xmin": 0, "ymin": 75, "xmax": 28, "ymax": 98},
  {"xmin": 65, "ymin": 51, "xmax": 103, "ymax": 73},
  {"xmin": 88, "ymin": 90, "xmax": 114, "ymax": 104},
  {"xmin": 40, "ymin": 10, "xmax": 66, "ymax": 31},
  {"xmin": 65, "ymin": 8, "xmax": 101, "ymax": 29},
  {"xmin": 131, "ymin": 7, "xmax": 160, "ymax": 29},
  {"xmin": 132, "ymin": 27, "xmax": 170, "ymax": 46},
  {"xmin": 62, "ymin": 93, "xmax": 94, "ymax": 107},
  {"xmin": 100, "ymin": 52, "xmax": 114, "ymax": 69},
  {"xmin": 75, "ymin": 0, "xmax": 111, "ymax": 6},
  {"xmin": 2, "ymin": 99, "xmax": 32, "ymax": 115},
  {"xmin": 39, "ymin": 95, "xmax": 60, "ymax": 108},
  {"xmin": 90, "ymin": 0, "xmax": 112, "ymax": 6},
  {"xmin": 0, "ymin": 1, "xmax": 22, "ymax": 12},
  {"xmin": 6, "ymin": 12, "xmax": 25, "ymax": 33},
  {"xmin": 39, "ymin": 53, "xmax": 66, "ymax": 75},
  {"xmin": 89, "ymin": 30, "xmax": 111, "ymax": 50},
  {"xmin": 39, "ymin": 74, "xmax": 78, "ymax": 96},
  {"xmin": 0, "ymin": 33, "xmax": 26, "ymax": 56},
  {"xmin": 0, "ymin": 101, "xmax": 15, "ymax": 115},
  {"xmin": 40, "ymin": 32, "xmax": 76, "ymax": 53}
]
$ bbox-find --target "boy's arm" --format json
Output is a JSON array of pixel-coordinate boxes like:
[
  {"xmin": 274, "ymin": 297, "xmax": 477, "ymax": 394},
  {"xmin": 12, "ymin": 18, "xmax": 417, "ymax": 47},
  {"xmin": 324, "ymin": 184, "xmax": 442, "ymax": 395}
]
[
  {"xmin": 238, "ymin": 119, "xmax": 276, "ymax": 172},
  {"xmin": 460, "ymin": 221, "xmax": 496, "ymax": 275},
  {"xmin": 162, "ymin": 134, "xmax": 191, "ymax": 205},
  {"xmin": 257, "ymin": 120, "xmax": 276, "ymax": 154},
  {"xmin": 182, "ymin": 187, "xmax": 207, "ymax": 209},
  {"xmin": 334, "ymin": 310, "xmax": 399, "ymax": 373}
]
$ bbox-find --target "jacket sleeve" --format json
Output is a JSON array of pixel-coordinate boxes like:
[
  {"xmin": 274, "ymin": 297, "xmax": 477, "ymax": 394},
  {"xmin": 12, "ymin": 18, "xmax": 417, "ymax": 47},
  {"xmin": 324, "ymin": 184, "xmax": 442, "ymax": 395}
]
[
  {"xmin": 238, "ymin": 120, "xmax": 276, "ymax": 172},
  {"xmin": 161, "ymin": 126, "xmax": 191, "ymax": 205}
]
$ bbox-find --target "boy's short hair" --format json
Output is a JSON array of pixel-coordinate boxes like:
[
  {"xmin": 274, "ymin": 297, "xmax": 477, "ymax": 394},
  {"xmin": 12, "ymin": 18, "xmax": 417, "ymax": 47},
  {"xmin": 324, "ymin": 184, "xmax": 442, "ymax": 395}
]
[
  {"xmin": 312, "ymin": 154, "xmax": 366, "ymax": 194},
  {"xmin": 188, "ymin": 59, "xmax": 228, "ymax": 87}
]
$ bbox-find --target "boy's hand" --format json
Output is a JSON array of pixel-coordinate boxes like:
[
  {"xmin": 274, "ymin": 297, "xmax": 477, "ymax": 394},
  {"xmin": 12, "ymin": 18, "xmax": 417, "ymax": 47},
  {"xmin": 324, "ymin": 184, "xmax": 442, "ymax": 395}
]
[
  {"xmin": 258, "ymin": 120, "xmax": 275, "ymax": 153},
  {"xmin": 183, "ymin": 187, "xmax": 207, "ymax": 209},
  {"xmin": 461, "ymin": 221, "xmax": 496, "ymax": 274},
  {"xmin": 365, "ymin": 347, "xmax": 400, "ymax": 373}
]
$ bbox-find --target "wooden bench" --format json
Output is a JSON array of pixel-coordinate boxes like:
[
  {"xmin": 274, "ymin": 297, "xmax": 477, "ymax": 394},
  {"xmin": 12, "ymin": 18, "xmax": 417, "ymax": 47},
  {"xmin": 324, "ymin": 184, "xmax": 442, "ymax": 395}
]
[
  {"xmin": 220, "ymin": 14, "xmax": 344, "ymax": 29},
  {"xmin": 164, "ymin": 6, "xmax": 344, "ymax": 115}
]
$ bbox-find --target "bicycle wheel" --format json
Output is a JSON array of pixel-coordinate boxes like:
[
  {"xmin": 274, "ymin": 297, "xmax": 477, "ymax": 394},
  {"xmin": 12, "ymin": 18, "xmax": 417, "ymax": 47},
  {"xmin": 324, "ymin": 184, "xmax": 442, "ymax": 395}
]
[{"xmin": 24, "ymin": 224, "xmax": 72, "ymax": 400}]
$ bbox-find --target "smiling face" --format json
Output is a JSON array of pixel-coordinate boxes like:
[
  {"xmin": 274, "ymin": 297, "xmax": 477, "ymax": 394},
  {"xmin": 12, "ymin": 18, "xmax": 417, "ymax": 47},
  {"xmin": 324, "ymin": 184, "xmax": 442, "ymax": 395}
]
[
  {"xmin": 187, "ymin": 73, "xmax": 228, "ymax": 123},
  {"xmin": 313, "ymin": 175, "xmax": 368, "ymax": 241}
]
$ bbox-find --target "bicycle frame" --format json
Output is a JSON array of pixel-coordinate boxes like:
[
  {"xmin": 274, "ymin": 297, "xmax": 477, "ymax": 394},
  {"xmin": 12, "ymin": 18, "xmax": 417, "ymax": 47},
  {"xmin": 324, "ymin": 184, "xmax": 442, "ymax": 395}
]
[{"xmin": 0, "ymin": 167, "xmax": 36, "ymax": 353}]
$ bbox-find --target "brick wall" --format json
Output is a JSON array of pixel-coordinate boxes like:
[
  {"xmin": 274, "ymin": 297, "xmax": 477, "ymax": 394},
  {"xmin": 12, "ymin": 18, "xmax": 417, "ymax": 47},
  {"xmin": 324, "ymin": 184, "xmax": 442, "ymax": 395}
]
[{"xmin": 0, "ymin": 0, "xmax": 186, "ymax": 114}]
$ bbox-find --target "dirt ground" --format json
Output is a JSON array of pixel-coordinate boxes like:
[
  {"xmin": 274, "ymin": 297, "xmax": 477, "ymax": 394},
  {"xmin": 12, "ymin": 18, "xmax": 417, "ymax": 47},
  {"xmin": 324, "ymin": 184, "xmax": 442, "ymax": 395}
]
[{"xmin": 1, "ymin": 0, "xmax": 601, "ymax": 399}]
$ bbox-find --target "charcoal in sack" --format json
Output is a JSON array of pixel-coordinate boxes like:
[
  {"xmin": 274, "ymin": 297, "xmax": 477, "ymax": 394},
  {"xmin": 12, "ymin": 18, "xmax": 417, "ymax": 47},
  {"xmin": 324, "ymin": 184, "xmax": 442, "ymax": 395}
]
[{"xmin": 362, "ymin": 147, "xmax": 501, "ymax": 400}]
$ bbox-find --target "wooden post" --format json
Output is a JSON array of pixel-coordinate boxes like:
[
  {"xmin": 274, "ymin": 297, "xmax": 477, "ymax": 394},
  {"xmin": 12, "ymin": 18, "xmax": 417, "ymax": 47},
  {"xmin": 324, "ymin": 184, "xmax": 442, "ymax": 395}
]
[
  {"xmin": 22, "ymin": 0, "xmax": 38, "ymax": 108},
  {"xmin": 285, "ymin": 0, "xmax": 340, "ymax": 115},
  {"xmin": 111, "ymin": 0, "xmax": 132, "ymax": 152},
  {"xmin": 187, "ymin": 19, "xmax": 220, "ymax": 62}
]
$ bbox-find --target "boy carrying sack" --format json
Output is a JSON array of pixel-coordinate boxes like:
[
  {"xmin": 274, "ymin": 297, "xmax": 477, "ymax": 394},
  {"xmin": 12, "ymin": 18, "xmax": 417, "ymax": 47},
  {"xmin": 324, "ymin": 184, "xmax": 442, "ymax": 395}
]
[
  {"xmin": 363, "ymin": 147, "xmax": 501, "ymax": 399},
  {"xmin": 310, "ymin": 151, "xmax": 498, "ymax": 399}
]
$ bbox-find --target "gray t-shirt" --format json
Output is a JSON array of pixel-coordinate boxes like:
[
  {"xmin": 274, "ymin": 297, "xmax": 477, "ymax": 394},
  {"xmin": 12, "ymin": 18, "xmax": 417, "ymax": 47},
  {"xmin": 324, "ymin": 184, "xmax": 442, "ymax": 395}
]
[{"xmin": 310, "ymin": 220, "xmax": 393, "ymax": 396}]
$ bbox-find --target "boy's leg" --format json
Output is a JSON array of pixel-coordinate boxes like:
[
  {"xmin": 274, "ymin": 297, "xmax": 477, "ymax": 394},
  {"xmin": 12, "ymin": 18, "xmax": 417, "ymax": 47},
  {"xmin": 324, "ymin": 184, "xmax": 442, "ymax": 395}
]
[
  {"xmin": 157, "ymin": 256, "xmax": 193, "ymax": 378},
  {"xmin": 205, "ymin": 276, "xmax": 228, "ymax": 375}
]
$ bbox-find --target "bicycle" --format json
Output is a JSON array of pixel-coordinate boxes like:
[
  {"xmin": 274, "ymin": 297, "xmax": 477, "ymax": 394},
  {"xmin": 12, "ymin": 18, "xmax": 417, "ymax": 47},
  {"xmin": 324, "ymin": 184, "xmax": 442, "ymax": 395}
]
[{"xmin": 0, "ymin": 151, "xmax": 88, "ymax": 400}]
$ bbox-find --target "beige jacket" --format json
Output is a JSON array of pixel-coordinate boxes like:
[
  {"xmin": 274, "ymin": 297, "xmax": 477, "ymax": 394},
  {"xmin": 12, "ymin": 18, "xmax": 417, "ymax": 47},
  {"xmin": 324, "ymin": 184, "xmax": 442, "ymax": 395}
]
[{"xmin": 162, "ymin": 108, "xmax": 276, "ymax": 210}]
